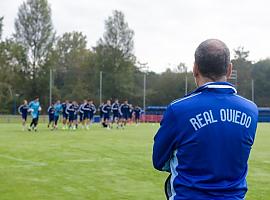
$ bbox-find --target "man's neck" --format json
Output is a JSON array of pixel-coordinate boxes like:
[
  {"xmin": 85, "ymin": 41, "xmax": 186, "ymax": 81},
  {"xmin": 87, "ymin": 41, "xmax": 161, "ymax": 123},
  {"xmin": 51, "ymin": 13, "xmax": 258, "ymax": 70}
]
[{"xmin": 197, "ymin": 76, "xmax": 227, "ymax": 87}]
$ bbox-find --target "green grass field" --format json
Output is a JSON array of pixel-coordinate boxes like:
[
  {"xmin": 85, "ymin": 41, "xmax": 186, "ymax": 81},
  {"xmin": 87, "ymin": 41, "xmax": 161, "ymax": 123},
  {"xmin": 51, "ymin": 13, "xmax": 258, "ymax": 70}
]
[{"xmin": 0, "ymin": 122, "xmax": 269, "ymax": 200}]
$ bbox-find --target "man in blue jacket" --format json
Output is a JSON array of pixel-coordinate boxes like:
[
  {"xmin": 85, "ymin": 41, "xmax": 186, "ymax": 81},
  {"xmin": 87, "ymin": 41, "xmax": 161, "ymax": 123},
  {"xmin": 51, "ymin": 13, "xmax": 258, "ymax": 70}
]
[
  {"xmin": 152, "ymin": 39, "xmax": 258, "ymax": 200},
  {"xmin": 18, "ymin": 99, "xmax": 29, "ymax": 131},
  {"xmin": 47, "ymin": 103, "xmax": 55, "ymax": 129},
  {"xmin": 102, "ymin": 99, "xmax": 112, "ymax": 129},
  {"xmin": 28, "ymin": 97, "xmax": 42, "ymax": 132},
  {"xmin": 53, "ymin": 100, "xmax": 62, "ymax": 129}
]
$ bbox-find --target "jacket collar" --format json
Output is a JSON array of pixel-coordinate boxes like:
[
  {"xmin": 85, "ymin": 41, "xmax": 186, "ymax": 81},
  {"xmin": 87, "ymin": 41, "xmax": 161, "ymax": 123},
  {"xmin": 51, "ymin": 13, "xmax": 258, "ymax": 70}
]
[{"xmin": 189, "ymin": 82, "xmax": 237, "ymax": 95}]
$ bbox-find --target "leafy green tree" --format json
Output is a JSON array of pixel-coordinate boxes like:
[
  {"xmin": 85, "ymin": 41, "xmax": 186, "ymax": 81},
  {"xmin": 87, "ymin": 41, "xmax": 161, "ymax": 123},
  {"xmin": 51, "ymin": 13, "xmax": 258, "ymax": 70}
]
[
  {"xmin": 252, "ymin": 59, "xmax": 270, "ymax": 106},
  {"xmin": 145, "ymin": 69, "xmax": 196, "ymax": 106},
  {"xmin": 99, "ymin": 10, "xmax": 134, "ymax": 60},
  {"xmin": 94, "ymin": 10, "xmax": 136, "ymax": 101},
  {"xmin": 1, "ymin": 5, "xmax": 269, "ymax": 113},
  {"xmin": 176, "ymin": 62, "xmax": 187, "ymax": 73},
  {"xmin": 14, "ymin": 0, "xmax": 55, "ymax": 78},
  {"xmin": 0, "ymin": 39, "xmax": 28, "ymax": 113},
  {"xmin": 234, "ymin": 46, "xmax": 249, "ymax": 61},
  {"xmin": 0, "ymin": 16, "xmax": 3, "ymax": 40},
  {"xmin": 51, "ymin": 32, "xmax": 94, "ymax": 101},
  {"xmin": 231, "ymin": 47, "xmax": 252, "ymax": 99},
  {"xmin": 13, "ymin": 0, "xmax": 55, "ymax": 107}
]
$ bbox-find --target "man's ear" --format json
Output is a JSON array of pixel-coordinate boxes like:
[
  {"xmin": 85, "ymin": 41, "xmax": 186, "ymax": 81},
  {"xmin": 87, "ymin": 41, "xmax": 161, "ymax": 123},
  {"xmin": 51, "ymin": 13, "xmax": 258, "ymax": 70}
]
[
  {"xmin": 193, "ymin": 63, "xmax": 200, "ymax": 87},
  {"xmin": 193, "ymin": 63, "xmax": 199, "ymax": 78},
  {"xmin": 226, "ymin": 63, "xmax": 233, "ymax": 79}
]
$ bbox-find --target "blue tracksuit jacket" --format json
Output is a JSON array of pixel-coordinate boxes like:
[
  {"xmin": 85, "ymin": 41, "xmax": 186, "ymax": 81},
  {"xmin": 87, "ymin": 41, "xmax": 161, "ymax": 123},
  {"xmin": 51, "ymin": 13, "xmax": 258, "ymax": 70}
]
[
  {"xmin": 152, "ymin": 82, "xmax": 258, "ymax": 200},
  {"xmin": 28, "ymin": 101, "xmax": 41, "ymax": 119}
]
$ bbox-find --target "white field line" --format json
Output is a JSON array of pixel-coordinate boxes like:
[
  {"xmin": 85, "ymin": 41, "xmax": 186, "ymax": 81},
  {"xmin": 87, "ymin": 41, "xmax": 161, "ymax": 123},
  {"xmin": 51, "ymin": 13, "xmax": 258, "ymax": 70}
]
[
  {"xmin": 0, "ymin": 154, "xmax": 47, "ymax": 166},
  {"xmin": 67, "ymin": 159, "xmax": 95, "ymax": 162}
]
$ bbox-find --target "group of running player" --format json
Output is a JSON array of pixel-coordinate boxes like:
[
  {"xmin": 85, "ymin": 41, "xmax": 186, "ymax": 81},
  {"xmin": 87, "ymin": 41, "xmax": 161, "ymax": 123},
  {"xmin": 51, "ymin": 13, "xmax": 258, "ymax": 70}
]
[
  {"xmin": 18, "ymin": 97, "xmax": 41, "ymax": 131},
  {"xmin": 18, "ymin": 97, "xmax": 142, "ymax": 131}
]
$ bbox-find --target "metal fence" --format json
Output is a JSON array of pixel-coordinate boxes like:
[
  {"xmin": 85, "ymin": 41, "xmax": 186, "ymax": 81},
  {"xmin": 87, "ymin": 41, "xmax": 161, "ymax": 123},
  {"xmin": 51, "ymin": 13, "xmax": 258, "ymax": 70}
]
[{"xmin": 2, "ymin": 68, "xmax": 270, "ymax": 115}]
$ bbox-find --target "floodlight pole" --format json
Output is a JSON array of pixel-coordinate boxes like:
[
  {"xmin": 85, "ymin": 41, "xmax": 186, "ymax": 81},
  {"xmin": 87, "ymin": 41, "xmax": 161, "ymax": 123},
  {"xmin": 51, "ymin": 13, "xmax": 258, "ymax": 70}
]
[
  {"xmin": 185, "ymin": 69, "xmax": 188, "ymax": 95},
  {"xmin": 251, "ymin": 79, "xmax": 254, "ymax": 102},
  {"xmin": 49, "ymin": 69, "xmax": 52, "ymax": 105},
  {"xmin": 13, "ymin": 94, "xmax": 19, "ymax": 115},
  {"xmin": 99, "ymin": 71, "xmax": 103, "ymax": 105},
  {"xmin": 143, "ymin": 73, "xmax": 146, "ymax": 112}
]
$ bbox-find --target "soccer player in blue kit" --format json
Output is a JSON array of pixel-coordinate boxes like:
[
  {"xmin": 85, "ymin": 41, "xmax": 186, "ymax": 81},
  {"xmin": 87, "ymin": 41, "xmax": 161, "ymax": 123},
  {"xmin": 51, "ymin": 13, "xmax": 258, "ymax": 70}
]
[
  {"xmin": 152, "ymin": 39, "xmax": 258, "ymax": 200},
  {"xmin": 112, "ymin": 99, "xmax": 120, "ymax": 128},
  {"xmin": 67, "ymin": 101, "xmax": 76, "ymax": 130},
  {"xmin": 47, "ymin": 103, "xmax": 55, "ymax": 129},
  {"xmin": 119, "ymin": 100, "xmax": 130, "ymax": 127},
  {"xmin": 89, "ymin": 100, "xmax": 96, "ymax": 127},
  {"xmin": 74, "ymin": 101, "xmax": 80, "ymax": 129},
  {"xmin": 53, "ymin": 100, "xmax": 62, "ymax": 129},
  {"xmin": 102, "ymin": 100, "xmax": 112, "ymax": 129},
  {"xmin": 128, "ymin": 104, "xmax": 133, "ymax": 124},
  {"xmin": 28, "ymin": 97, "xmax": 42, "ymax": 132},
  {"xmin": 62, "ymin": 100, "xmax": 69, "ymax": 129},
  {"xmin": 133, "ymin": 105, "xmax": 142, "ymax": 125},
  {"xmin": 18, "ymin": 99, "xmax": 29, "ymax": 130},
  {"xmin": 82, "ymin": 100, "xmax": 91, "ymax": 129},
  {"xmin": 99, "ymin": 102, "xmax": 104, "ymax": 125},
  {"xmin": 78, "ymin": 102, "xmax": 84, "ymax": 126}
]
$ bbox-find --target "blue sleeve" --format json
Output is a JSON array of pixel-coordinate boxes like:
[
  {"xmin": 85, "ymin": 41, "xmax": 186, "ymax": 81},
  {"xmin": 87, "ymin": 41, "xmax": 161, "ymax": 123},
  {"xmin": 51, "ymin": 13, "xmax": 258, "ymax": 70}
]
[
  {"xmin": 79, "ymin": 105, "xmax": 83, "ymax": 113},
  {"xmin": 28, "ymin": 102, "xmax": 33, "ymax": 108},
  {"xmin": 102, "ymin": 105, "xmax": 107, "ymax": 113},
  {"xmin": 119, "ymin": 105, "xmax": 123, "ymax": 115},
  {"xmin": 18, "ymin": 105, "xmax": 22, "ymax": 114},
  {"xmin": 65, "ymin": 106, "xmax": 69, "ymax": 114},
  {"xmin": 81, "ymin": 105, "xmax": 85, "ymax": 112},
  {"xmin": 67, "ymin": 105, "xmax": 71, "ymax": 112},
  {"xmin": 152, "ymin": 105, "xmax": 179, "ymax": 171}
]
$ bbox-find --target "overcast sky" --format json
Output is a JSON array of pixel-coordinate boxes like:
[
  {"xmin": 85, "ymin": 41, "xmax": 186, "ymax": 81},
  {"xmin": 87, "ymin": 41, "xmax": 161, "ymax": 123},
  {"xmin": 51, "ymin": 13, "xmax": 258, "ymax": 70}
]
[{"xmin": 1, "ymin": 0, "xmax": 269, "ymax": 72}]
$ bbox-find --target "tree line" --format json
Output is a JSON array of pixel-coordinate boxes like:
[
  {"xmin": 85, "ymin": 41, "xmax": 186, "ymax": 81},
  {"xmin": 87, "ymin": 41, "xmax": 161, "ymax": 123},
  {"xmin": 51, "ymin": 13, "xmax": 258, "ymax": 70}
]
[{"xmin": 0, "ymin": 0, "xmax": 269, "ymax": 114}]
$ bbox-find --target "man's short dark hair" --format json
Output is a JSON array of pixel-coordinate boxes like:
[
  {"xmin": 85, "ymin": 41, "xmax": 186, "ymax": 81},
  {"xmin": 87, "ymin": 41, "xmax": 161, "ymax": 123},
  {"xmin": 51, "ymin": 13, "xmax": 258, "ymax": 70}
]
[{"xmin": 195, "ymin": 39, "xmax": 230, "ymax": 80}]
